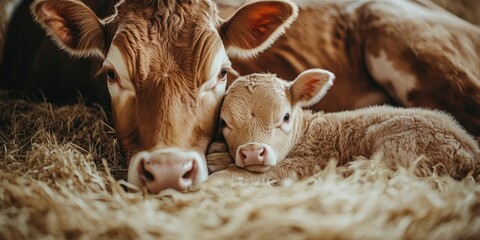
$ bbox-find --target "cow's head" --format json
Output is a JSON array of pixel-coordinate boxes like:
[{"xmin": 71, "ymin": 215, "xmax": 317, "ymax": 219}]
[
  {"xmin": 221, "ymin": 69, "xmax": 334, "ymax": 172},
  {"xmin": 31, "ymin": 0, "xmax": 298, "ymax": 193}
]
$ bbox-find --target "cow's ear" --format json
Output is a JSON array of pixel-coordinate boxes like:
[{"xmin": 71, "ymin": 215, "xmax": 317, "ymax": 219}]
[
  {"xmin": 31, "ymin": 0, "xmax": 106, "ymax": 58},
  {"xmin": 220, "ymin": 0, "xmax": 298, "ymax": 59},
  {"xmin": 290, "ymin": 69, "xmax": 335, "ymax": 107}
]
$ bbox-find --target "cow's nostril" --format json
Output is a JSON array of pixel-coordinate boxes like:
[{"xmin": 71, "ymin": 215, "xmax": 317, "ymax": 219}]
[
  {"xmin": 182, "ymin": 169, "xmax": 193, "ymax": 179},
  {"xmin": 182, "ymin": 160, "xmax": 195, "ymax": 179},
  {"xmin": 140, "ymin": 162, "xmax": 155, "ymax": 182},
  {"xmin": 241, "ymin": 151, "xmax": 247, "ymax": 160},
  {"xmin": 259, "ymin": 147, "xmax": 265, "ymax": 157}
]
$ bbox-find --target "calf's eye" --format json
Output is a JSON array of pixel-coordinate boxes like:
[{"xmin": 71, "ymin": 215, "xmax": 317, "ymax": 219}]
[
  {"xmin": 283, "ymin": 113, "xmax": 290, "ymax": 123},
  {"xmin": 220, "ymin": 118, "xmax": 227, "ymax": 128}
]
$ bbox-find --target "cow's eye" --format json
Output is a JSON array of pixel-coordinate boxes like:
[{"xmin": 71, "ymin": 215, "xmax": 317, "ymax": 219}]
[
  {"xmin": 220, "ymin": 118, "xmax": 232, "ymax": 130},
  {"xmin": 106, "ymin": 69, "xmax": 117, "ymax": 82},
  {"xmin": 218, "ymin": 68, "xmax": 228, "ymax": 80},
  {"xmin": 283, "ymin": 113, "xmax": 290, "ymax": 123},
  {"xmin": 220, "ymin": 118, "xmax": 227, "ymax": 128}
]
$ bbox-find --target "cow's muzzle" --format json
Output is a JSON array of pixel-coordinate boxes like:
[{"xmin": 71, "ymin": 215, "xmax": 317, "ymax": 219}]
[{"xmin": 128, "ymin": 149, "xmax": 208, "ymax": 193}]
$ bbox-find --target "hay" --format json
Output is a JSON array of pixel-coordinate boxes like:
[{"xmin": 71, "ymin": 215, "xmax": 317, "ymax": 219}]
[
  {"xmin": 1, "ymin": 0, "xmax": 480, "ymax": 238},
  {"xmin": 1, "ymin": 90, "xmax": 479, "ymax": 239}
]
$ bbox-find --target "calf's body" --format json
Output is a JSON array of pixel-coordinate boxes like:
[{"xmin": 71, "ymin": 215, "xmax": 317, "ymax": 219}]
[
  {"xmin": 214, "ymin": 70, "xmax": 480, "ymax": 181},
  {"xmin": 289, "ymin": 106, "xmax": 479, "ymax": 179}
]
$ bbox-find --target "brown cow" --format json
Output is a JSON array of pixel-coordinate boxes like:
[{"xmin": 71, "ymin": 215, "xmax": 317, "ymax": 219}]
[
  {"xmin": 21, "ymin": 0, "xmax": 298, "ymax": 193},
  {"xmin": 1, "ymin": 0, "xmax": 479, "ymax": 192}
]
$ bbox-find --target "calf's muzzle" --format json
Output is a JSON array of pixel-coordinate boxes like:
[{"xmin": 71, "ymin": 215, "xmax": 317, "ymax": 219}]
[{"xmin": 235, "ymin": 142, "xmax": 276, "ymax": 173}]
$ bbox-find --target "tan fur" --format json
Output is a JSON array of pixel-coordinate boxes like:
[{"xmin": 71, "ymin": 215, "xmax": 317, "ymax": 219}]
[{"xmin": 213, "ymin": 72, "xmax": 480, "ymax": 182}]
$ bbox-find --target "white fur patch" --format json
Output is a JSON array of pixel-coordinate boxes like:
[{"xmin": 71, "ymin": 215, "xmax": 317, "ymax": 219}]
[
  {"xmin": 200, "ymin": 46, "xmax": 229, "ymax": 98},
  {"xmin": 367, "ymin": 50, "xmax": 417, "ymax": 106},
  {"xmin": 105, "ymin": 44, "xmax": 135, "ymax": 105}
]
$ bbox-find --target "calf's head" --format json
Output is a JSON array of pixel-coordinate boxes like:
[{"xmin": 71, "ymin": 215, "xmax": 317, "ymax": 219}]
[
  {"xmin": 30, "ymin": 0, "xmax": 298, "ymax": 192},
  {"xmin": 221, "ymin": 69, "xmax": 334, "ymax": 172}
]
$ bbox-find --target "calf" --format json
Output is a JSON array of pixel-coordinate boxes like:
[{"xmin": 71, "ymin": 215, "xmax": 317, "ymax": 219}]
[{"xmin": 215, "ymin": 70, "xmax": 480, "ymax": 180}]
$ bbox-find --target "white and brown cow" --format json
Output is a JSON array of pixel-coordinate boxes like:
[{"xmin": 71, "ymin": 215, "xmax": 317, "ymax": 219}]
[
  {"xmin": 1, "ymin": 0, "xmax": 479, "ymax": 192},
  {"xmin": 25, "ymin": 0, "xmax": 298, "ymax": 193}
]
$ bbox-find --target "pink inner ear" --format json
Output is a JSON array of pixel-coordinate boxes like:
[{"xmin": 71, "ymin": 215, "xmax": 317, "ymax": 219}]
[
  {"xmin": 303, "ymin": 77, "xmax": 322, "ymax": 100},
  {"xmin": 247, "ymin": 5, "xmax": 288, "ymax": 41},
  {"xmin": 51, "ymin": 19, "xmax": 73, "ymax": 44},
  {"xmin": 40, "ymin": 3, "xmax": 55, "ymax": 18},
  {"xmin": 40, "ymin": 4, "xmax": 75, "ymax": 47},
  {"xmin": 250, "ymin": 17, "xmax": 273, "ymax": 36}
]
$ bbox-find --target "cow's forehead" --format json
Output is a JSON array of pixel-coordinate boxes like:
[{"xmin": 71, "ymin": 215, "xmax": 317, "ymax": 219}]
[
  {"xmin": 109, "ymin": 27, "xmax": 224, "ymax": 88},
  {"xmin": 224, "ymin": 74, "xmax": 290, "ymax": 126},
  {"xmin": 115, "ymin": 0, "xmax": 219, "ymax": 29},
  {"xmin": 107, "ymin": 1, "xmax": 223, "ymax": 83},
  {"xmin": 227, "ymin": 74, "xmax": 287, "ymax": 96}
]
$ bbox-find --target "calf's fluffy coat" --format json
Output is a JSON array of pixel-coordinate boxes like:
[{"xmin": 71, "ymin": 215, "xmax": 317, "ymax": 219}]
[{"xmin": 213, "ymin": 70, "xmax": 480, "ymax": 180}]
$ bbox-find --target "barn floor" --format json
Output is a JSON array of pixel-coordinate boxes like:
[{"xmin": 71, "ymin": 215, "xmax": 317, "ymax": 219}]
[{"xmin": 0, "ymin": 90, "xmax": 479, "ymax": 239}]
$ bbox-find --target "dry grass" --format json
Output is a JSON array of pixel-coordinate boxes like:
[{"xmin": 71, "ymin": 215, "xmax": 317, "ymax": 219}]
[
  {"xmin": 1, "ymin": 0, "xmax": 480, "ymax": 239},
  {"xmin": 1, "ymin": 90, "xmax": 479, "ymax": 239}
]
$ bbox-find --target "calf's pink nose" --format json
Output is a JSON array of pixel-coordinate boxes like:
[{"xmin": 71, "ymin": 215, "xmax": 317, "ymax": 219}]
[
  {"xmin": 137, "ymin": 155, "xmax": 196, "ymax": 193},
  {"xmin": 238, "ymin": 144, "xmax": 266, "ymax": 167}
]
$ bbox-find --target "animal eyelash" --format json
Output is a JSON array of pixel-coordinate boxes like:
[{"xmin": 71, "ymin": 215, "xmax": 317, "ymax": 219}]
[
  {"xmin": 229, "ymin": 68, "xmax": 240, "ymax": 78},
  {"xmin": 95, "ymin": 66, "xmax": 107, "ymax": 78}
]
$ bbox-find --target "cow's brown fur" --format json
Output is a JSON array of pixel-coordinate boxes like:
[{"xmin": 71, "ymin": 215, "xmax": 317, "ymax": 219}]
[{"xmin": 96, "ymin": 0, "xmax": 223, "ymax": 158}]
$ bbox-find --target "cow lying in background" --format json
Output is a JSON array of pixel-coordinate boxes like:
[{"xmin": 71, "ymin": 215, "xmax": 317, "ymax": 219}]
[
  {"xmin": 208, "ymin": 70, "xmax": 480, "ymax": 181},
  {"xmin": 226, "ymin": 0, "xmax": 480, "ymax": 137}
]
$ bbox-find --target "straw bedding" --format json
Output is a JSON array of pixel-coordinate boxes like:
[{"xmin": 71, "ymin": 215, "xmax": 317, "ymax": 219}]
[
  {"xmin": 1, "ymin": 90, "xmax": 479, "ymax": 239},
  {"xmin": 1, "ymin": 0, "xmax": 480, "ymax": 239}
]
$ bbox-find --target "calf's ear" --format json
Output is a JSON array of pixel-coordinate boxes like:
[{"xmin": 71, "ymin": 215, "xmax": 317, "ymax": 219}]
[
  {"xmin": 31, "ymin": 0, "xmax": 106, "ymax": 58},
  {"xmin": 290, "ymin": 69, "xmax": 335, "ymax": 107},
  {"xmin": 220, "ymin": 0, "xmax": 298, "ymax": 59}
]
